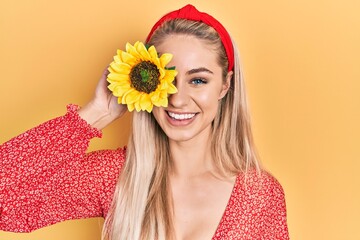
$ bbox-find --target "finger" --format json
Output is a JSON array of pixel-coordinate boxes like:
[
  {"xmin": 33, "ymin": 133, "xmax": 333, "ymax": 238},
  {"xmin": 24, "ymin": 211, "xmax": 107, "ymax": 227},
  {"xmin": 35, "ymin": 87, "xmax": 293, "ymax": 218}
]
[
  {"xmin": 101, "ymin": 66, "xmax": 110, "ymax": 79},
  {"xmin": 100, "ymin": 67, "xmax": 111, "ymax": 88}
]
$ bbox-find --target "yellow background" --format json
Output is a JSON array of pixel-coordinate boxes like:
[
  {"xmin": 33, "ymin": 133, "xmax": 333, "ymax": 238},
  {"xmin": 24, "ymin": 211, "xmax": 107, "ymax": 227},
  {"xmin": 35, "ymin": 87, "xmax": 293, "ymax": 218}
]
[{"xmin": 1, "ymin": 0, "xmax": 359, "ymax": 239}]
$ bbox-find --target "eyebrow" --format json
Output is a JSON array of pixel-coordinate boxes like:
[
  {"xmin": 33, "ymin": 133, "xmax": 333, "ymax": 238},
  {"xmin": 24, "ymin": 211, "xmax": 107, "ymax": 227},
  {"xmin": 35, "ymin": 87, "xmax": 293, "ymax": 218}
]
[{"xmin": 186, "ymin": 67, "xmax": 214, "ymax": 75}]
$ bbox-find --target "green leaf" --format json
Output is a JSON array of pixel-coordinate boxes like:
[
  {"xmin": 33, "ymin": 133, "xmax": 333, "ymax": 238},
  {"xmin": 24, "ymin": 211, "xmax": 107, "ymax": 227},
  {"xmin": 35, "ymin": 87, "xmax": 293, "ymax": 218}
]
[{"xmin": 165, "ymin": 66, "xmax": 176, "ymax": 70}]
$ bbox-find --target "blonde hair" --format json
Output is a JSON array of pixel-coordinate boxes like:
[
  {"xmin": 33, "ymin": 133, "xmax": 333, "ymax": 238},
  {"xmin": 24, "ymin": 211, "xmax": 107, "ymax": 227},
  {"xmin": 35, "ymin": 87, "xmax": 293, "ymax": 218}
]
[{"xmin": 102, "ymin": 19, "xmax": 261, "ymax": 240}]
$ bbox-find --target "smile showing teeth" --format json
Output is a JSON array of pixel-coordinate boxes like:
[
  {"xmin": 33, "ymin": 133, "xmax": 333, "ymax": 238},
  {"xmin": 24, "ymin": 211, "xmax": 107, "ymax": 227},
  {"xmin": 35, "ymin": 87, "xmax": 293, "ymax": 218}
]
[{"xmin": 168, "ymin": 112, "xmax": 196, "ymax": 120}]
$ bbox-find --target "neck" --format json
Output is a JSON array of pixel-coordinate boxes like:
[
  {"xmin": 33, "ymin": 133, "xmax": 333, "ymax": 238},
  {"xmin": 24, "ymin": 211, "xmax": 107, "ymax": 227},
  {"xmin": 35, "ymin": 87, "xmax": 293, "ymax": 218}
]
[{"xmin": 168, "ymin": 130, "xmax": 215, "ymax": 178}]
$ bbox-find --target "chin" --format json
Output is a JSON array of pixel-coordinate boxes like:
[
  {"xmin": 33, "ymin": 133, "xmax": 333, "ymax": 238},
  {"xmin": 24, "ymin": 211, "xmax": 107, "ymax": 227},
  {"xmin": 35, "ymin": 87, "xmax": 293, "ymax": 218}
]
[{"xmin": 164, "ymin": 130, "xmax": 196, "ymax": 143}]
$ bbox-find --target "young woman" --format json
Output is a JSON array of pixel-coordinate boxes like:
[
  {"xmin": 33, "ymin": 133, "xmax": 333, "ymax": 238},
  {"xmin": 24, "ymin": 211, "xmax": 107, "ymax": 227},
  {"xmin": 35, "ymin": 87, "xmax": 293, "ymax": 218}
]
[{"xmin": 0, "ymin": 4, "xmax": 289, "ymax": 240}]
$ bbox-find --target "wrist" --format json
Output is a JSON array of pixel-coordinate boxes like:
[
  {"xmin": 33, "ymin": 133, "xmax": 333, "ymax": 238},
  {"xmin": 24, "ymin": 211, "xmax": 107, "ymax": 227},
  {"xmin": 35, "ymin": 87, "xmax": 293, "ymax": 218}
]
[{"xmin": 77, "ymin": 102, "xmax": 118, "ymax": 130}]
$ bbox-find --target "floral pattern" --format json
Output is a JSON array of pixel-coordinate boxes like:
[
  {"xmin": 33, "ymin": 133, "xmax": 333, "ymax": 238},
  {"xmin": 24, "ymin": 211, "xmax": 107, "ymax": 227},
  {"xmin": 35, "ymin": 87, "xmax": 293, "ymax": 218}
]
[{"xmin": 0, "ymin": 105, "xmax": 289, "ymax": 239}]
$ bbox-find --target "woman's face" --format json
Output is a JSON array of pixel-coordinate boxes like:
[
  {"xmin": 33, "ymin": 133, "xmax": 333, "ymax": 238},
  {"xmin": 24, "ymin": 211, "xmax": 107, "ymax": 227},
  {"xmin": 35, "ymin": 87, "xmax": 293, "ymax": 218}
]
[{"xmin": 152, "ymin": 34, "xmax": 232, "ymax": 143}]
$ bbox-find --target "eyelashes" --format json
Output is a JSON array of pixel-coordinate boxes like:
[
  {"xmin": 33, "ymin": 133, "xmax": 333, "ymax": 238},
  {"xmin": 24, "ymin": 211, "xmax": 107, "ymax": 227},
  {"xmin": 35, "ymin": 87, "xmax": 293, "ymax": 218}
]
[
  {"xmin": 172, "ymin": 77, "xmax": 209, "ymax": 87},
  {"xmin": 190, "ymin": 78, "xmax": 207, "ymax": 85}
]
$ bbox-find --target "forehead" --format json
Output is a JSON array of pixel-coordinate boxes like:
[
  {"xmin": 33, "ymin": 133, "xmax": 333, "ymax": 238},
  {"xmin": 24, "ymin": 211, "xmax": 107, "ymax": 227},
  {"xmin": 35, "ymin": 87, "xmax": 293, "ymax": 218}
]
[{"xmin": 155, "ymin": 34, "xmax": 221, "ymax": 72}]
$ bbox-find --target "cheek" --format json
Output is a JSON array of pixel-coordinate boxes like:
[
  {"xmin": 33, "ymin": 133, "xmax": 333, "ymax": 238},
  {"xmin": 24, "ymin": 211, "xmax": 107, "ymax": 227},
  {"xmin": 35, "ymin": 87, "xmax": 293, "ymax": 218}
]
[
  {"xmin": 151, "ymin": 108, "xmax": 163, "ymax": 124},
  {"xmin": 196, "ymin": 90, "xmax": 221, "ymax": 114}
]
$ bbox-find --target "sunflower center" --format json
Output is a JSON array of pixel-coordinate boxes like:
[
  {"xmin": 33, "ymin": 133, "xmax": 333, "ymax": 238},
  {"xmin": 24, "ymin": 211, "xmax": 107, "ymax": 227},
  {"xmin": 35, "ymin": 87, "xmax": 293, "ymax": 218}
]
[{"xmin": 130, "ymin": 61, "xmax": 160, "ymax": 94}]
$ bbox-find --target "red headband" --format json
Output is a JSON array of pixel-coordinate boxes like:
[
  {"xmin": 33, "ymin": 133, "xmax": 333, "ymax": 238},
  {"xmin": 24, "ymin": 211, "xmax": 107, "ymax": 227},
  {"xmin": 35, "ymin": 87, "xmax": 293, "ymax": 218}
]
[{"xmin": 145, "ymin": 4, "xmax": 234, "ymax": 71}]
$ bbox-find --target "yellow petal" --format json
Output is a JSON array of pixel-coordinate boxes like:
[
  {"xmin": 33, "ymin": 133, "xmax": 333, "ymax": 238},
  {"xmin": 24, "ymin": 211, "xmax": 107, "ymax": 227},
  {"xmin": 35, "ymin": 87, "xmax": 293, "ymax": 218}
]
[
  {"xmin": 139, "ymin": 94, "xmax": 152, "ymax": 111},
  {"xmin": 108, "ymin": 64, "xmax": 115, "ymax": 73},
  {"xmin": 160, "ymin": 53, "xmax": 173, "ymax": 67},
  {"xmin": 135, "ymin": 41, "xmax": 146, "ymax": 52},
  {"xmin": 148, "ymin": 46, "xmax": 158, "ymax": 59},
  {"xmin": 125, "ymin": 42, "xmax": 134, "ymax": 52},
  {"xmin": 148, "ymin": 46, "xmax": 161, "ymax": 67},
  {"xmin": 114, "ymin": 55, "xmax": 122, "ymax": 64},
  {"xmin": 140, "ymin": 50, "xmax": 150, "ymax": 61},
  {"xmin": 107, "ymin": 83, "xmax": 116, "ymax": 91},
  {"xmin": 165, "ymin": 69, "xmax": 178, "ymax": 78},
  {"xmin": 134, "ymin": 100, "xmax": 141, "ymax": 112},
  {"xmin": 153, "ymin": 96, "xmax": 168, "ymax": 107},
  {"xmin": 137, "ymin": 43, "xmax": 151, "ymax": 60},
  {"xmin": 121, "ymin": 51, "xmax": 137, "ymax": 65},
  {"xmin": 111, "ymin": 84, "xmax": 130, "ymax": 97},
  {"xmin": 126, "ymin": 42, "xmax": 141, "ymax": 59},
  {"xmin": 159, "ymin": 97, "xmax": 168, "ymax": 107},
  {"xmin": 119, "ymin": 62, "xmax": 133, "ymax": 74},
  {"xmin": 159, "ymin": 81, "xmax": 167, "ymax": 90},
  {"xmin": 159, "ymin": 68, "xmax": 165, "ymax": 79},
  {"xmin": 145, "ymin": 103, "xmax": 153, "ymax": 113},
  {"xmin": 152, "ymin": 58, "xmax": 161, "ymax": 69},
  {"xmin": 160, "ymin": 90, "xmax": 168, "ymax": 99},
  {"xmin": 127, "ymin": 103, "xmax": 135, "ymax": 112},
  {"xmin": 107, "ymin": 78, "xmax": 129, "ymax": 87},
  {"xmin": 150, "ymin": 91, "xmax": 160, "ymax": 102},
  {"xmin": 161, "ymin": 70, "xmax": 177, "ymax": 84},
  {"xmin": 133, "ymin": 41, "xmax": 141, "ymax": 49},
  {"xmin": 167, "ymin": 83, "xmax": 178, "ymax": 94},
  {"xmin": 170, "ymin": 69, "xmax": 178, "ymax": 77},
  {"xmin": 116, "ymin": 49, "xmax": 124, "ymax": 56},
  {"xmin": 125, "ymin": 89, "xmax": 141, "ymax": 104},
  {"xmin": 107, "ymin": 72, "xmax": 130, "ymax": 82},
  {"xmin": 109, "ymin": 62, "xmax": 132, "ymax": 75},
  {"xmin": 122, "ymin": 89, "xmax": 135, "ymax": 104}
]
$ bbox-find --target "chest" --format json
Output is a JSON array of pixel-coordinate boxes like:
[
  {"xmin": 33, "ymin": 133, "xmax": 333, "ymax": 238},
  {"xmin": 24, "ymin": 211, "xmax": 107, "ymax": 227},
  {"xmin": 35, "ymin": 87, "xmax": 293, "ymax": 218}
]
[{"xmin": 171, "ymin": 176, "xmax": 236, "ymax": 240}]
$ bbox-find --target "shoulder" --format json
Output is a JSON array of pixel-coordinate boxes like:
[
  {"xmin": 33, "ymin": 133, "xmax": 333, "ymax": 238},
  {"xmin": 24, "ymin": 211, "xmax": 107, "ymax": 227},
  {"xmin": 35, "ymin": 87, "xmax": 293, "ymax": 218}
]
[
  {"xmin": 236, "ymin": 169, "xmax": 285, "ymax": 196},
  {"xmin": 231, "ymin": 169, "xmax": 286, "ymax": 210},
  {"xmin": 221, "ymin": 170, "xmax": 289, "ymax": 238},
  {"xmin": 254, "ymin": 170, "xmax": 284, "ymax": 195}
]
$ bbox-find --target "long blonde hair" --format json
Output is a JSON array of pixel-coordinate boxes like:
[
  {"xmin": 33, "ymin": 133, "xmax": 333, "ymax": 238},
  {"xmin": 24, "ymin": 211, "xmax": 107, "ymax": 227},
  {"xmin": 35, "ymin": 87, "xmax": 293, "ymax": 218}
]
[{"xmin": 102, "ymin": 19, "xmax": 260, "ymax": 240}]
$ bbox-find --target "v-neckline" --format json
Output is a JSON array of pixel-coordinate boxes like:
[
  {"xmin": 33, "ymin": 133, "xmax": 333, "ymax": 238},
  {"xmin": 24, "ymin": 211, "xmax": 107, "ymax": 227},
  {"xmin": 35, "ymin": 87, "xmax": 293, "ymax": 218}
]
[{"xmin": 210, "ymin": 172, "xmax": 241, "ymax": 239}]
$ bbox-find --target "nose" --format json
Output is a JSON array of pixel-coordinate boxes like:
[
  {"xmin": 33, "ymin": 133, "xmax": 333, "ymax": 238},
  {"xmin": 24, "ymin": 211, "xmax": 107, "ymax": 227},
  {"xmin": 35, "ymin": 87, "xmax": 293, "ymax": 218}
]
[{"xmin": 168, "ymin": 78, "xmax": 189, "ymax": 108}]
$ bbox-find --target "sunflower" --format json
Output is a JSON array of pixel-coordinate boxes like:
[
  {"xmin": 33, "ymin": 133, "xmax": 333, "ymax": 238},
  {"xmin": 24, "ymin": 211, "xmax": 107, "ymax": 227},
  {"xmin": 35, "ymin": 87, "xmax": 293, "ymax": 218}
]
[{"xmin": 107, "ymin": 41, "xmax": 178, "ymax": 113}]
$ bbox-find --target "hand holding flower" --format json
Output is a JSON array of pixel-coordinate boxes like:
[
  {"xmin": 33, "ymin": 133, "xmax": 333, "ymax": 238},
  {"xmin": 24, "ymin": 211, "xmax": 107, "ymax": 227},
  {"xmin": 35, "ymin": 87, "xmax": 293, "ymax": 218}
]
[{"xmin": 78, "ymin": 68, "xmax": 127, "ymax": 130}]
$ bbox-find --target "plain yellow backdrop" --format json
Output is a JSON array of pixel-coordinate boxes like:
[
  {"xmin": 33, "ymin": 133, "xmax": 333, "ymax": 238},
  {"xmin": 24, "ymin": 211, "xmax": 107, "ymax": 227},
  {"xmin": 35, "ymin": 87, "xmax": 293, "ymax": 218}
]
[{"xmin": 1, "ymin": 0, "xmax": 359, "ymax": 239}]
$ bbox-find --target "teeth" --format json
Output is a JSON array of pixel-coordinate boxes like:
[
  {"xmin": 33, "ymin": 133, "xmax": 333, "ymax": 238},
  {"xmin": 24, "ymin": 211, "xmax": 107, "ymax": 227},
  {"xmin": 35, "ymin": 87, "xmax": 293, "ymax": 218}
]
[{"xmin": 168, "ymin": 112, "xmax": 195, "ymax": 120}]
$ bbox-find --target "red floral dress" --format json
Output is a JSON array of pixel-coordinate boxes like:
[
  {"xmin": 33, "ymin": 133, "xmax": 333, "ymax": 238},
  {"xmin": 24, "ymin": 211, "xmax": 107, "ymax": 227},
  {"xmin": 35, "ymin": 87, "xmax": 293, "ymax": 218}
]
[{"xmin": 0, "ymin": 105, "xmax": 289, "ymax": 239}]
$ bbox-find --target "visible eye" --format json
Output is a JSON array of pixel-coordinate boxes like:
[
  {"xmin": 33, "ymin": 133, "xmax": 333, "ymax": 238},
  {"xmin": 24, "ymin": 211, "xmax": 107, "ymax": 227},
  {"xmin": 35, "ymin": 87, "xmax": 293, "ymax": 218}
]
[{"xmin": 191, "ymin": 78, "xmax": 207, "ymax": 85}]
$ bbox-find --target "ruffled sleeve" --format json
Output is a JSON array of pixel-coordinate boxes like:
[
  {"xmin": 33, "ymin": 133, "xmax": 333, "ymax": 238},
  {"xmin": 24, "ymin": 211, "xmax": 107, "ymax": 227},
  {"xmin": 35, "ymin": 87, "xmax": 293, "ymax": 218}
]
[{"xmin": 0, "ymin": 105, "xmax": 125, "ymax": 232}]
